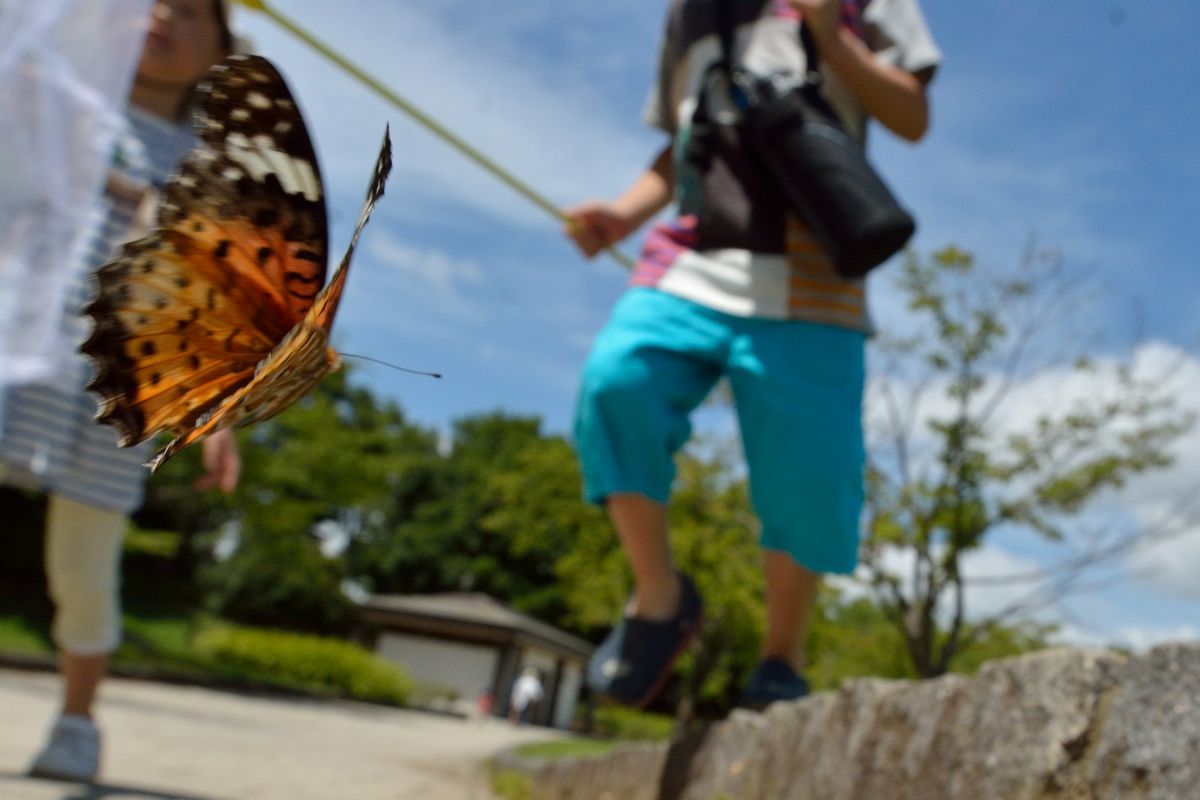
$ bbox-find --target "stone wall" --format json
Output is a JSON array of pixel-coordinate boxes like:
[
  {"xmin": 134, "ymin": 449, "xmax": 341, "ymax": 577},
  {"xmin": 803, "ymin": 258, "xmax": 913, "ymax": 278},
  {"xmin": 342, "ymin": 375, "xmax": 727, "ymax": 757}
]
[{"xmin": 499, "ymin": 644, "xmax": 1200, "ymax": 800}]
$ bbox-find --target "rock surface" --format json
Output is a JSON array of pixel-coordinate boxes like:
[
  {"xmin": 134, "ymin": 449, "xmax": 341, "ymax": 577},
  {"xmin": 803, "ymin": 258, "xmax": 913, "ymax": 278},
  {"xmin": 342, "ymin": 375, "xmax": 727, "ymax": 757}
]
[{"xmin": 507, "ymin": 644, "xmax": 1200, "ymax": 800}]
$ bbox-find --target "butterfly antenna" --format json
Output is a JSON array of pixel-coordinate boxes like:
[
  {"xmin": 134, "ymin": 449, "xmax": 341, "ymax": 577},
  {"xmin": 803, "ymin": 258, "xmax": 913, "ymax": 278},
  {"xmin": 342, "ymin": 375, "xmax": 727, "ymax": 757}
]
[{"xmin": 339, "ymin": 352, "xmax": 441, "ymax": 379}]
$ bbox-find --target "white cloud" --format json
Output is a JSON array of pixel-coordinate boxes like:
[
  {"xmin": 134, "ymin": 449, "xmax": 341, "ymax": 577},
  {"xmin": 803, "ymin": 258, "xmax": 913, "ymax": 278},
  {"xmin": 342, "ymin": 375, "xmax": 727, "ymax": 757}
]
[
  {"xmin": 1054, "ymin": 623, "xmax": 1200, "ymax": 653},
  {"xmin": 1128, "ymin": 518, "xmax": 1200, "ymax": 602},
  {"xmin": 366, "ymin": 229, "xmax": 485, "ymax": 308},
  {"xmin": 842, "ymin": 543, "xmax": 1050, "ymax": 624},
  {"xmin": 236, "ymin": 1, "xmax": 661, "ymax": 231}
]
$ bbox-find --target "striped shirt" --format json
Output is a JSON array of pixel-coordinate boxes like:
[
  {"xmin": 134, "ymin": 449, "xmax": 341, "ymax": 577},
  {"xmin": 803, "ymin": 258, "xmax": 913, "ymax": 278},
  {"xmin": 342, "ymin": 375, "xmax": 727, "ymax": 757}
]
[
  {"xmin": 636, "ymin": 0, "xmax": 941, "ymax": 331},
  {"xmin": 0, "ymin": 106, "xmax": 196, "ymax": 513}
]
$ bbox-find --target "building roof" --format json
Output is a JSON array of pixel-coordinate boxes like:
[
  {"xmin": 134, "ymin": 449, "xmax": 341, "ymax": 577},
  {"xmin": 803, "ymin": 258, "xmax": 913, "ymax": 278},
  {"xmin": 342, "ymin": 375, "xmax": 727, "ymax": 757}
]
[{"xmin": 359, "ymin": 592, "xmax": 594, "ymax": 662}]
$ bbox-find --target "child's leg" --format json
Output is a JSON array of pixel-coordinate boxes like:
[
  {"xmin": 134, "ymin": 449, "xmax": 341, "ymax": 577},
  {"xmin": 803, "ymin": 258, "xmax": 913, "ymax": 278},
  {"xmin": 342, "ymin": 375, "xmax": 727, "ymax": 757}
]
[
  {"xmin": 729, "ymin": 319, "xmax": 866, "ymax": 678},
  {"xmin": 762, "ymin": 549, "xmax": 819, "ymax": 671},
  {"xmin": 44, "ymin": 494, "xmax": 127, "ymax": 718},
  {"xmin": 607, "ymin": 492, "xmax": 681, "ymax": 620},
  {"xmin": 575, "ymin": 289, "xmax": 726, "ymax": 705},
  {"xmin": 60, "ymin": 654, "xmax": 109, "ymax": 718},
  {"xmin": 574, "ymin": 291, "xmax": 726, "ymax": 595}
]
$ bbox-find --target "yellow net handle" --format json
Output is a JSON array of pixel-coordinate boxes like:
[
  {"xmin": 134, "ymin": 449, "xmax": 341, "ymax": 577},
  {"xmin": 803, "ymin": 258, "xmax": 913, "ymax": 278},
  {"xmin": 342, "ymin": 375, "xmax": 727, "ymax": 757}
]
[{"xmin": 233, "ymin": 0, "xmax": 635, "ymax": 271}]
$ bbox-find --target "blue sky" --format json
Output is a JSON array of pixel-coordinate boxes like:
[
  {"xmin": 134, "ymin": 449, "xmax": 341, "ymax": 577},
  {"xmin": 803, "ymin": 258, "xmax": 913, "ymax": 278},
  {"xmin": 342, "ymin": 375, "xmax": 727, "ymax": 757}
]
[{"xmin": 230, "ymin": 1, "xmax": 1200, "ymax": 649}]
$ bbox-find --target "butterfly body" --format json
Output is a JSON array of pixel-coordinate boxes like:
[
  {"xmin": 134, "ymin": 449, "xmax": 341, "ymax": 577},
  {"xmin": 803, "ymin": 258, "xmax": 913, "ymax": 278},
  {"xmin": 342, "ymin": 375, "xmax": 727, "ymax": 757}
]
[{"xmin": 81, "ymin": 54, "xmax": 391, "ymax": 470}]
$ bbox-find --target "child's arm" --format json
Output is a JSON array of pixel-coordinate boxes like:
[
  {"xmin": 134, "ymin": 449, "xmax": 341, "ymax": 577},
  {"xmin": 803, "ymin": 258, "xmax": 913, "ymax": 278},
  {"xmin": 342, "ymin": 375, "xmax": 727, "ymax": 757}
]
[
  {"xmin": 564, "ymin": 144, "xmax": 675, "ymax": 258},
  {"xmin": 194, "ymin": 427, "xmax": 240, "ymax": 493},
  {"xmin": 790, "ymin": 0, "xmax": 932, "ymax": 142}
]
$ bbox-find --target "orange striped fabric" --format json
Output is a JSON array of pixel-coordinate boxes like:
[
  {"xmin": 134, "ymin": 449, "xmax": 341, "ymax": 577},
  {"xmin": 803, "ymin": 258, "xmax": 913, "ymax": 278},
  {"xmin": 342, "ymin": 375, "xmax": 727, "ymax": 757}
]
[{"xmin": 785, "ymin": 217, "xmax": 869, "ymax": 330}]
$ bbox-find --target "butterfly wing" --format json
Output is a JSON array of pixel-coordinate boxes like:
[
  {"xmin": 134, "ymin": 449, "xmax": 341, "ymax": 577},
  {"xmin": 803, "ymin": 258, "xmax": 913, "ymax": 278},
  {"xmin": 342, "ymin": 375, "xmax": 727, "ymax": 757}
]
[
  {"xmin": 310, "ymin": 126, "xmax": 393, "ymax": 333},
  {"xmin": 83, "ymin": 54, "xmax": 328, "ymax": 450},
  {"xmin": 144, "ymin": 127, "xmax": 393, "ymax": 471}
]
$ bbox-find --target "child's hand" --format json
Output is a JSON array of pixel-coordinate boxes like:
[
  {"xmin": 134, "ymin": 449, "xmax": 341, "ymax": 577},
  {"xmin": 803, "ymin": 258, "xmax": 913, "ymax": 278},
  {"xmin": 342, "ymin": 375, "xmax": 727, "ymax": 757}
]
[
  {"xmin": 195, "ymin": 428, "xmax": 241, "ymax": 493},
  {"xmin": 563, "ymin": 202, "xmax": 637, "ymax": 259},
  {"xmin": 788, "ymin": 0, "xmax": 841, "ymax": 43}
]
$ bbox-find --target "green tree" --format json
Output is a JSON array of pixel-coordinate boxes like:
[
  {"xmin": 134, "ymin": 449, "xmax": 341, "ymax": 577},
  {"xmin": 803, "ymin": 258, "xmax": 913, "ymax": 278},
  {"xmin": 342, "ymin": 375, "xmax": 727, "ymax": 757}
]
[
  {"xmin": 805, "ymin": 588, "xmax": 1053, "ymax": 690},
  {"xmin": 347, "ymin": 412, "xmax": 607, "ymax": 628},
  {"xmin": 134, "ymin": 432, "xmax": 241, "ymax": 595},
  {"xmin": 477, "ymin": 431, "xmax": 611, "ymax": 623},
  {"xmin": 864, "ymin": 246, "xmax": 1194, "ymax": 678},
  {"xmin": 207, "ymin": 368, "xmax": 437, "ymax": 633}
]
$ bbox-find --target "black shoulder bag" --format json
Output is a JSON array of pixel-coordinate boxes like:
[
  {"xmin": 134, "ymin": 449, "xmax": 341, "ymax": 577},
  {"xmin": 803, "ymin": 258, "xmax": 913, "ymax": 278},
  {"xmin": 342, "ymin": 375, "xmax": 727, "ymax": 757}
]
[{"xmin": 709, "ymin": 0, "xmax": 915, "ymax": 278}]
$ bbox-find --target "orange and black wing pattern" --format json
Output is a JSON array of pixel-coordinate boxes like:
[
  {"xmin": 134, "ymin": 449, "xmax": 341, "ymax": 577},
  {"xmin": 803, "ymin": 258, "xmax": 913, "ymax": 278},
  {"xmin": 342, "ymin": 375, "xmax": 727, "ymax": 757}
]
[{"xmin": 81, "ymin": 54, "xmax": 391, "ymax": 470}]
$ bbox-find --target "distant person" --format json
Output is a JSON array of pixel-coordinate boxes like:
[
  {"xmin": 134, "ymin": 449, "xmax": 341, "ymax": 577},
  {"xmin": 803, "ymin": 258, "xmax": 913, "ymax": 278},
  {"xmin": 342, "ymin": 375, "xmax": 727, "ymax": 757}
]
[
  {"xmin": 475, "ymin": 688, "xmax": 494, "ymax": 722},
  {"xmin": 4, "ymin": 0, "xmax": 242, "ymax": 783},
  {"xmin": 564, "ymin": 0, "xmax": 939, "ymax": 710},
  {"xmin": 508, "ymin": 667, "xmax": 544, "ymax": 724}
]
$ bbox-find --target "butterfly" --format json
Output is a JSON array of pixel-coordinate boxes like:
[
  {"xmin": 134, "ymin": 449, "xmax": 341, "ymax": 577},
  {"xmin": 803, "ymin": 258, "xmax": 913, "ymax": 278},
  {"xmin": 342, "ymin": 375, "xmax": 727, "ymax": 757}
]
[{"xmin": 81, "ymin": 54, "xmax": 392, "ymax": 472}]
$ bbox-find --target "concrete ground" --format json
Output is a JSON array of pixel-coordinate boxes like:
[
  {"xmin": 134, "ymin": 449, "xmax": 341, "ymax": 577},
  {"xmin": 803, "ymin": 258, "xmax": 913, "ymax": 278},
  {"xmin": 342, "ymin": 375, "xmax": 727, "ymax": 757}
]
[{"xmin": 0, "ymin": 667, "xmax": 564, "ymax": 800}]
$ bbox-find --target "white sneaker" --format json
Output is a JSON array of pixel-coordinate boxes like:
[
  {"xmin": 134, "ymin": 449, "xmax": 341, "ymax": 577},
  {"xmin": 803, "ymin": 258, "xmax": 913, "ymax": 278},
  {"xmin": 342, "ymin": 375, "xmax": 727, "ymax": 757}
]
[{"xmin": 28, "ymin": 714, "xmax": 101, "ymax": 782}]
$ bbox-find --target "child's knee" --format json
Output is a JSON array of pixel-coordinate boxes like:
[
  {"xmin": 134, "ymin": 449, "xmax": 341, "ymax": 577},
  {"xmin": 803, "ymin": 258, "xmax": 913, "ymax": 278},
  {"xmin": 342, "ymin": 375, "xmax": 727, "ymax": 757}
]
[
  {"xmin": 44, "ymin": 496, "xmax": 126, "ymax": 654},
  {"xmin": 51, "ymin": 586, "xmax": 122, "ymax": 655}
]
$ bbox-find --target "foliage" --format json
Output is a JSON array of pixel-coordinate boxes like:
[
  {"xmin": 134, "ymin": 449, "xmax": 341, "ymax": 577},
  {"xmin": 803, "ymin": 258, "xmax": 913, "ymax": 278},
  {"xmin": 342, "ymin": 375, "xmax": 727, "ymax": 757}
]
[
  {"xmin": 0, "ymin": 487, "xmax": 47, "ymax": 584},
  {"xmin": 478, "ymin": 429, "xmax": 612, "ymax": 623},
  {"xmin": 347, "ymin": 411, "xmax": 612, "ymax": 629},
  {"xmin": 0, "ymin": 612, "xmax": 52, "ymax": 655},
  {"xmin": 864, "ymin": 246, "xmax": 1193, "ymax": 677},
  {"xmin": 806, "ymin": 593, "xmax": 917, "ymax": 688},
  {"xmin": 490, "ymin": 769, "xmax": 534, "ymax": 800},
  {"xmin": 514, "ymin": 740, "xmax": 622, "ymax": 760},
  {"xmin": 202, "ymin": 527, "xmax": 354, "ymax": 633},
  {"xmin": 805, "ymin": 588, "xmax": 1052, "ymax": 690},
  {"xmin": 586, "ymin": 706, "xmax": 676, "ymax": 741},
  {"xmin": 194, "ymin": 626, "xmax": 414, "ymax": 705},
  {"xmin": 204, "ymin": 368, "xmax": 436, "ymax": 634}
]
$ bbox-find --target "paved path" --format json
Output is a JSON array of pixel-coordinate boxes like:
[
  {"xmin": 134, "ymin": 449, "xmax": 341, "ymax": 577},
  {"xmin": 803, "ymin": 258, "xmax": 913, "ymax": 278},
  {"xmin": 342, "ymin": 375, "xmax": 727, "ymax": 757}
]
[{"xmin": 0, "ymin": 667, "xmax": 562, "ymax": 799}]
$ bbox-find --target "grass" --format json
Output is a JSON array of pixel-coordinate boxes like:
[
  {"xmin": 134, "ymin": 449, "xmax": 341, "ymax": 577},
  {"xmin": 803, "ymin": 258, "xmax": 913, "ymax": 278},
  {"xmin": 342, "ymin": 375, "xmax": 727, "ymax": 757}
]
[
  {"xmin": 494, "ymin": 731, "xmax": 652, "ymax": 798},
  {"xmin": 0, "ymin": 614, "xmax": 53, "ymax": 655},
  {"xmin": 490, "ymin": 769, "xmax": 534, "ymax": 800},
  {"xmin": 588, "ymin": 705, "xmax": 676, "ymax": 741},
  {"xmin": 513, "ymin": 739, "xmax": 623, "ymax": 760}
]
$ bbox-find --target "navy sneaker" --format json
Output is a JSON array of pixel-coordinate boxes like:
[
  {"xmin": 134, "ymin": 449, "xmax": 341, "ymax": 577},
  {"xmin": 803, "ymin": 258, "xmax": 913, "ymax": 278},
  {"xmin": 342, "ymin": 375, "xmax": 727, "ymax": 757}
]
[
  {"xmin": 737, "ymin": 656, "xmax": 810, "ymax": 710},
  {"xmin": 586, "ymin": 573, "xmax": 704, "ymax": 708}
]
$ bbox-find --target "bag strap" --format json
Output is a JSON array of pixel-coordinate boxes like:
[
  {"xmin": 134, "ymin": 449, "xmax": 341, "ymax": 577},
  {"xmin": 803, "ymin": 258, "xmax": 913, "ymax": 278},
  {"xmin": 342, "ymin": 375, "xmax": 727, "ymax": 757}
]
[
  {"xmin": 713, "ymin": 0, "xmax": 739, "ymax": 76},
  {"xmin": 799, "ymin": 21, "xmax": 821, "ymax": 81}
]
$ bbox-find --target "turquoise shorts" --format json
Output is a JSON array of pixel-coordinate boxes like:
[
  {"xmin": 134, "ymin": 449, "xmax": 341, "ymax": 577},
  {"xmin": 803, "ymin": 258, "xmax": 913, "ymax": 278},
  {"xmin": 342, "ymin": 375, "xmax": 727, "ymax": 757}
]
[{"xmin": 573, "ymin": 288, "xmax": 865, "ymax": 574}]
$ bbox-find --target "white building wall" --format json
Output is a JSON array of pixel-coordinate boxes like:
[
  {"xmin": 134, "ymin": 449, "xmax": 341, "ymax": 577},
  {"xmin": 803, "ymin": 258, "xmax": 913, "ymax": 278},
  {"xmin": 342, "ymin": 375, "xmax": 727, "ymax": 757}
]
[
  {"xmin": 377, "ymin": 632, "xmax": 497, "ymax": 703},
  {"xmin": 553, "ymin": 663, "xmax": 583, "ymax": 730}
]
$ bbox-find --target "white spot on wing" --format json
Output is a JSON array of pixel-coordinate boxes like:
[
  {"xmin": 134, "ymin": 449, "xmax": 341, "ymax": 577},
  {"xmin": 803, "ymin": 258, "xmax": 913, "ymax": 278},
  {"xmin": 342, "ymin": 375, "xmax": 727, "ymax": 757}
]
[
  {"xmin": 223, "ymin": 132, "xmax": 271, "ymax": 184},
  {"xmin": 247, "ymin": 92, "xmax": 271, "ymax": 109},
  {"xmin": 251, "ymin": 134, "xmax": 320, "ymax": 201},
  {"xmin": 294, "ymin": 160, "xmax": 320, "ymax": 202}
]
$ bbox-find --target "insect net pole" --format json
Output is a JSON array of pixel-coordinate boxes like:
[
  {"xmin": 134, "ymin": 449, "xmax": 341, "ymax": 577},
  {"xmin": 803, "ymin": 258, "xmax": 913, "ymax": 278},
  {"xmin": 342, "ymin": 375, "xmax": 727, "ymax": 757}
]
[{"xmin": 232, "ymin": 0, "xmax": 636, "ymax": 272}]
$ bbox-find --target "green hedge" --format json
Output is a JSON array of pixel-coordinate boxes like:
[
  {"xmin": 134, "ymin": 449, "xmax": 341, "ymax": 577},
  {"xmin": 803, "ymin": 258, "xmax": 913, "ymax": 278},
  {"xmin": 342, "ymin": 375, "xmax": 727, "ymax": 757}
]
[
  {"xmin": 194, "ymin": 627, "xmax": 414, "ymax": 706},
  {"xmin": 588, "ymin": 706, "xmax": 675, "ymax": 741}
]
